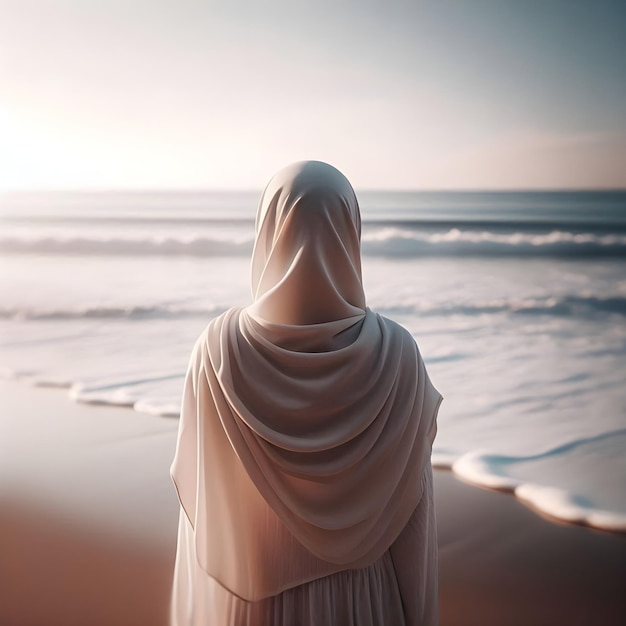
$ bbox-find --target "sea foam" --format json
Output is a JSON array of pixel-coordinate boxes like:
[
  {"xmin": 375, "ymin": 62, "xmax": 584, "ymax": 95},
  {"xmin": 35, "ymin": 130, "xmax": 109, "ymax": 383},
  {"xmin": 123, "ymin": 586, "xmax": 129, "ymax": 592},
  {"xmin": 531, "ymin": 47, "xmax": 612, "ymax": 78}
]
[
  {"xmin": 2, "ymin": 189, "xmax": 626, "ymax": 534},
  {"xmin": 2, "ymin": 228, "xmax": 626, "ymax": 258},
  {"xmin": 2, "ymin": 294, "xmax": 624, "ymax": 321},
  {"xmin": 451, "ymin": 430, "xmax": 626, "ymax": 532}
]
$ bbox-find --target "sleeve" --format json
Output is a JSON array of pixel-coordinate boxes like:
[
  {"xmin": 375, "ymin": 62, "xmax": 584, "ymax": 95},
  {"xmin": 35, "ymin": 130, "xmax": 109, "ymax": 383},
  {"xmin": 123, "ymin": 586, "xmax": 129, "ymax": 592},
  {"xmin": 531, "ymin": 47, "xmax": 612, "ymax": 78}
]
[{"xmin": 389, "ymin": 463, "xmax": 439, "ymax": 626}]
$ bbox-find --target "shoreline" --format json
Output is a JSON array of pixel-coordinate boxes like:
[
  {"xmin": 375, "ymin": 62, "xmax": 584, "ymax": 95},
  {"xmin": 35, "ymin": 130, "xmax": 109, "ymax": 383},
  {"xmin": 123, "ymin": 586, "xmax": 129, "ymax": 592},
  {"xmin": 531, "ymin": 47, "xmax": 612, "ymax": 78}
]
[
  {"xmin": 435, "ymin": 468, "xmax": 626, "ymax": 625},
  {"xmin": 2, "ymin": 380, "xmax": 625, "ymax": 625}
]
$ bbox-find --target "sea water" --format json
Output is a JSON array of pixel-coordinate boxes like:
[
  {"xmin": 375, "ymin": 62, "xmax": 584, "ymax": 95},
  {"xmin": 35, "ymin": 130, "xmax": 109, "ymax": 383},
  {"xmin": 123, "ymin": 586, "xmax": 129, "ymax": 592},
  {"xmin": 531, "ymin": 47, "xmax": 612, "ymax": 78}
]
[{"xmin": 1, "ymin": 190, "xmax": 625, "ymax": 531}]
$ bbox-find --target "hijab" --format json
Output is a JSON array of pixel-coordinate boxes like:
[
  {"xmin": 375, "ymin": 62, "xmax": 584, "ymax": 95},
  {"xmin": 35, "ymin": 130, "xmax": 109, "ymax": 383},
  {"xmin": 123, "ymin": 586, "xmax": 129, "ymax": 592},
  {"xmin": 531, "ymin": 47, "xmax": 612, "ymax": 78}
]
[{"xmin": 171, "ymin": 161, "xmax": 442, "ymax": 600}]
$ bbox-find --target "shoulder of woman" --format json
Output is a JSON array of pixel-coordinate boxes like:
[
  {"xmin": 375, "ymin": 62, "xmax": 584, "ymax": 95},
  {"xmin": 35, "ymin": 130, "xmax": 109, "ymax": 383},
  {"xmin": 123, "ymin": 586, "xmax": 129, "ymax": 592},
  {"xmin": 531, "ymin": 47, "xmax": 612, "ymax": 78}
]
[
  {"xmin": 189, "ymin": 306, "xmax": 245, "ymax": 366},
  {"xmin": 372, "ymin": 311, "xmax": 418, "ymax": 347}
]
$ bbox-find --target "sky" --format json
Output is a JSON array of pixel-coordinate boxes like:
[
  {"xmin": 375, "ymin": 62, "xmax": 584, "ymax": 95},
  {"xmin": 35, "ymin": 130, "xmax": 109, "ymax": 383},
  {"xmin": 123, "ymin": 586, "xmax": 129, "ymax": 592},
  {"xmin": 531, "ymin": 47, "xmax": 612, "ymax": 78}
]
[{"xmin": 1, "ymin": 0, "xmax": 625, "ymax": 191}]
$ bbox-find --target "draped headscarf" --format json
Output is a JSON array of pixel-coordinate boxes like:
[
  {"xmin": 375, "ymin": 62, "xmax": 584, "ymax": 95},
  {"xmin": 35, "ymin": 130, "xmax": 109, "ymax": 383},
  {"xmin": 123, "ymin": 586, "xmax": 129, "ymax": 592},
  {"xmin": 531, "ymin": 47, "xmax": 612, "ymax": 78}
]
[{"xmin": 171, "ymin": 161, "xmax": 442, "ymax": 601}]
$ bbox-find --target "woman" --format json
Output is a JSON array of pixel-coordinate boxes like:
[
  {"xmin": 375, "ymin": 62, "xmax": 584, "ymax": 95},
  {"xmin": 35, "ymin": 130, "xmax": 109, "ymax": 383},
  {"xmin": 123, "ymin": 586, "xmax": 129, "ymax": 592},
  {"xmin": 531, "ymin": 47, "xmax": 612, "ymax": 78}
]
[{"xmin": 170, "ymin": 161, "xmax": 442, "ymax": 626}]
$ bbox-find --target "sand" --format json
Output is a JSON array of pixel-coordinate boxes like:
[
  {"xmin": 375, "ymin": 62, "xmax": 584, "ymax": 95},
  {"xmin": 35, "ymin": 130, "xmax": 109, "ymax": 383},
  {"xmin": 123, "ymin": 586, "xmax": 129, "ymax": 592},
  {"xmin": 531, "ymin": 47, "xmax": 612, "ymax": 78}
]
[
  {"xmin": 436, "ymin": 472, "xmax": 626, "ymax": 625},
  {"xmin": 1, "ymin": 380, "xmax": 625, "ymax": 626}
]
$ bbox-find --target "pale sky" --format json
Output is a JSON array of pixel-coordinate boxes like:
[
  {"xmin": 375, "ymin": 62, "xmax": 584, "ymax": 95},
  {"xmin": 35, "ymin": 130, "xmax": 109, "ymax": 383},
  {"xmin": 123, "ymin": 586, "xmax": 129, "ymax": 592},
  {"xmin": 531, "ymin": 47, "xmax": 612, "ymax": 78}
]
[{"xmin": 1, "ymin": 0, "xmax": 625, "ymax": 190}]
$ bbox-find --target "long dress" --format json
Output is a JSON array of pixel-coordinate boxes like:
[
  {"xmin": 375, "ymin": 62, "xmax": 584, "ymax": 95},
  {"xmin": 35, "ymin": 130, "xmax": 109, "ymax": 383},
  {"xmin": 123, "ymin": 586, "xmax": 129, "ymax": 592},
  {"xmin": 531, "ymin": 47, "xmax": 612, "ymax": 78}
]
[
  {"xmin": 170, "ymin": 465, "xmax": 438, "ymax": 626},
  {"xmin": 170, "ymin": 161, "xmax": 442, "ymax": 626}
]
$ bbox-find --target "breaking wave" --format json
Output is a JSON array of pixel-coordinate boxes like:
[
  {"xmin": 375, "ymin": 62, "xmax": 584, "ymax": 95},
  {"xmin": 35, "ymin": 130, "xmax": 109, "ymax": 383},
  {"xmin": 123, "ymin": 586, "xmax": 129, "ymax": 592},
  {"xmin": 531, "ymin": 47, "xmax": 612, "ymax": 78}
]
[
  {"xmin": 0, "ymin": 304, "xmax": 228, "ymax": 321},
  {"xmin": 2, "ymin": 294, "xmax": 625, "ymax": 321},
  {"xmin": 2, "ymin": 228, "xmax": 626, "ymax": 258},
  {"xmin": 362, "ymin": 228, "xmax": 626, "ymax": 258},
  {"xmin": 450, "ymin": 429, "xmax": 626, "ymax": 533}
]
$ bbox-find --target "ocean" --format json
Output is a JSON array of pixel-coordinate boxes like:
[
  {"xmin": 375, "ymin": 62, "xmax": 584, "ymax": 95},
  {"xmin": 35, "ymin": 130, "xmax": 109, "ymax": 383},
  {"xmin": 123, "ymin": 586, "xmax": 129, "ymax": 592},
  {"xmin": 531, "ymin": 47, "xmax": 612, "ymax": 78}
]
[{"xmin": 1, "ymin": 189, "xmax": 625, "ymax": 532}]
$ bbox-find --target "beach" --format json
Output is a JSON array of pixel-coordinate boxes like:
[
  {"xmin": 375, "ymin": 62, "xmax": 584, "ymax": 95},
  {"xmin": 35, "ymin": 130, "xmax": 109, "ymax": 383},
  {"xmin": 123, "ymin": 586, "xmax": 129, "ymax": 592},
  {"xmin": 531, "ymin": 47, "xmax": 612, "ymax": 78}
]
[
  {"xmin": 2, "ymin": 190, "xmax": 625, "ymax": 533},
  {"xmin": 2, "ymin": 379, "xmax": 625, "ymax": 626},
  {"xmin": 3, "ymin": 1, "xmax": 626, "ymax": 621},
  {"xmin": 1, "ymin": 189, "xmax": 625, "ymax": 624}
]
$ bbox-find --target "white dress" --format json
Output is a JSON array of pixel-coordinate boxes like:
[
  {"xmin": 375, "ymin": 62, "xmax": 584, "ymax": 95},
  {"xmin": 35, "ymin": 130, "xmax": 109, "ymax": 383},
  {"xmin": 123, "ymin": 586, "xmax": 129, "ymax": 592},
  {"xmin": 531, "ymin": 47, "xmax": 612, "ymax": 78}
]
[
  {"xmin": 170, "ymin": 162, "xmax": 442, "ymax": 626},
  {"xmin": 170, "ymin": 465, "xmax": 438, "ymax": 626}
]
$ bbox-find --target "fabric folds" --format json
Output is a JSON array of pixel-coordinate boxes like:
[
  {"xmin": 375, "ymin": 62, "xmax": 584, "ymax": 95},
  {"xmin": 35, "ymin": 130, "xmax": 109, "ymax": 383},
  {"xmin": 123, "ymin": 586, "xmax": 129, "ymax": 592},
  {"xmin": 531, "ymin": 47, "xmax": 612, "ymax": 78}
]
[{"xmin": 170, "ymin": 161, "xmax": 442, "ymax": 604}]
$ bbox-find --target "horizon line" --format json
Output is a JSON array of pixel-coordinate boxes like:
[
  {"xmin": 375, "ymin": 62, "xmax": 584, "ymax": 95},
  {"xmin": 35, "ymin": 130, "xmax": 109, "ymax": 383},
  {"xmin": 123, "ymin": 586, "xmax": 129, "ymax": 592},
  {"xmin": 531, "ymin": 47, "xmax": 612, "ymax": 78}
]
[{"xmin": 2, "ymin": 186, "xmax": 626, "ymax": 195}]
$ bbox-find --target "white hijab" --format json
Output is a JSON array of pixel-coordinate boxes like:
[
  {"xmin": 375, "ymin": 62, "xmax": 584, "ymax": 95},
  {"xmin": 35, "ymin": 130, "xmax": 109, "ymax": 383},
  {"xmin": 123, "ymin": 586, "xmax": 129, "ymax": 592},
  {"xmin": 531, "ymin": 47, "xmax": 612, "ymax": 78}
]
[{"xmin": 171, "ymin": 161, "xmax": 442, "ymax": 600}]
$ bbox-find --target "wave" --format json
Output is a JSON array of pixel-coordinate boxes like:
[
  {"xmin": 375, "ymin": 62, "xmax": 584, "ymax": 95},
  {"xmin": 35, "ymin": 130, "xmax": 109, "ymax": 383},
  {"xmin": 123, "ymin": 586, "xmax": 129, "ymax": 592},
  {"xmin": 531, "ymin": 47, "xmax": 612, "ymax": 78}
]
[
  {"xmin": 0, "ymin": 234, "xmax": 254, "ymax": 256},
  {"xmin": 381, "ymin": 295, "xmax": 626, "ymax": 318},
  {"xmin": 4, "ymin": 370, "xmax": 625, "ymax": 533},
  {"xmin": 362, "ymin": 228, "xmax": 626, "ymax": 258},
  {"xmin": 450, "ymin": 429, "xmax": 626, "ymax": 533},
  {"xmin": 2, "ymin": 228, "xmax": 626, "ymax": 258},
  {"xmin": 2, "ymin": 294, "xmax": 624, "ymax": 322},
  {"xmin": 0, "ymin": 369, "xmax": 184, "ymax": 418},
  {"xmin": 69, "ymin": 374, "xmax": 183, "ymax": 417},
  {"xmin": 6, "ymin": 214, "xmax": 626, "ymax": 234},
  {"xmin": 0, "ymin": 303, "xmax": 228, "ymax": 321}
]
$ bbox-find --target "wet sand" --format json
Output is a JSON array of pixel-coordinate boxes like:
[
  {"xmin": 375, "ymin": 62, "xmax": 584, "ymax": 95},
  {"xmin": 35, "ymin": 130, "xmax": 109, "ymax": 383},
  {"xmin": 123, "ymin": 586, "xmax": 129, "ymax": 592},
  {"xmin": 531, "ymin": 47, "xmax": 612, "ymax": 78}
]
[
  {"xmin": 1, "ymin": 380, "xmax": 625, "ymax": 625},
  {"xmin": 436, "ymin": 470, "xmax": 626, "ymax": 625}
]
